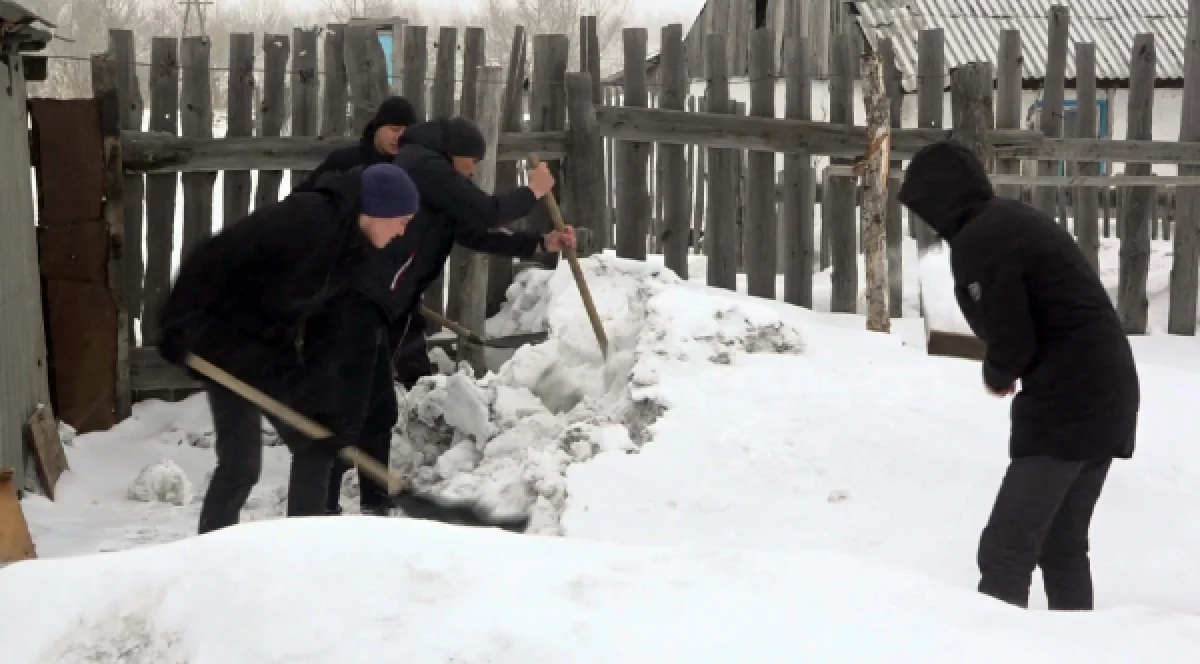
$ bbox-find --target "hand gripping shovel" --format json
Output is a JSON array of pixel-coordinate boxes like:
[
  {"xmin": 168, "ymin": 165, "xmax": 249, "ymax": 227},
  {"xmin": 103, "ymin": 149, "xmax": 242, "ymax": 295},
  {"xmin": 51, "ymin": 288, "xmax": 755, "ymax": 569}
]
[{"xmin": 185, "ymin": 354, "xmax": 529, "ymax": 533}]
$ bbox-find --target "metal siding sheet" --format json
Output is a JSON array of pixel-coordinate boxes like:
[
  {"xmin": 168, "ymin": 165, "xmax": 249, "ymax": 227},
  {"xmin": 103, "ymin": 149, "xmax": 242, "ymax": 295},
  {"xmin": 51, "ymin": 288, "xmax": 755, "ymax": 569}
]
[{"xmin": 854, "ymin": 0, "xmax": 1187, "ymax": 80}]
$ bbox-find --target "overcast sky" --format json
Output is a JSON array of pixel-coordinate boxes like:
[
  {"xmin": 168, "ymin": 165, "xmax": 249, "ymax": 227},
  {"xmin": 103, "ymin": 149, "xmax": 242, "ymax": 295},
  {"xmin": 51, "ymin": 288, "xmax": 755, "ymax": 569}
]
[{"xmin": 277, "ymin": 0, "xmax": 709, "ymax": 28}]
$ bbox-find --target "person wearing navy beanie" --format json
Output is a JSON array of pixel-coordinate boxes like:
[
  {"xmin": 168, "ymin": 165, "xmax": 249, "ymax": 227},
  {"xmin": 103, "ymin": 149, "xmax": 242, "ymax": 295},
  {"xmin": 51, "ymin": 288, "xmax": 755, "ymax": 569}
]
[{"xmin": 156, "ymin": 163, "xmax": 420, "ymax": 532}]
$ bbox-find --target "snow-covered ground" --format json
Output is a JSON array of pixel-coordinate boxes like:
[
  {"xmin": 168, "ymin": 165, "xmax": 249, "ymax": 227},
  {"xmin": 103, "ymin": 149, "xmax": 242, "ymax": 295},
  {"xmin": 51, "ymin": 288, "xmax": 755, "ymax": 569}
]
[{"xmin": 6, "ymin": 237, "xmax": 1200, "ymax": 661}]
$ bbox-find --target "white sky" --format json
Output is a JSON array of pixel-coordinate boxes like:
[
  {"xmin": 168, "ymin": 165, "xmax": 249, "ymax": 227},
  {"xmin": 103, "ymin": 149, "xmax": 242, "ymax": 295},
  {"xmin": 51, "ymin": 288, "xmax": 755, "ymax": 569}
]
[{"xmin": 272, "ymin": 0, "xmax": 708, "ymax": 27}]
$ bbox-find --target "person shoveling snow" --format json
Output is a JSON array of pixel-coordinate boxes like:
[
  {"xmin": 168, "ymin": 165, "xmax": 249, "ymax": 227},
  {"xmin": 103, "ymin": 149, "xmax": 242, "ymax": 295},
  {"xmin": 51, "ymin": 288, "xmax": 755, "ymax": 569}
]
[{"xmin": 899, "ymin": 140, "xmax": 1140, "ymax": 611}]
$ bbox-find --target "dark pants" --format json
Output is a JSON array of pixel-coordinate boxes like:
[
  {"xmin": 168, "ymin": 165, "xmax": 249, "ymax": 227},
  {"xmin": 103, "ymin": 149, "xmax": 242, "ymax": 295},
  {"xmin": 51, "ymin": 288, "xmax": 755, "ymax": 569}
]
[
  {"xmin": 389, "ymin": 309, "xmax": 433, "ymax": 389},
  {"xmin": 326, "ymin": 302, "xmax": 401, "ymax": 513},
  {"xmin": 977, "ymin": 456, "xmax": 1113, "ymax": 610},
  {"xmin": 198, "ymin": 381, "xmax": 336, "ymax": 534}
]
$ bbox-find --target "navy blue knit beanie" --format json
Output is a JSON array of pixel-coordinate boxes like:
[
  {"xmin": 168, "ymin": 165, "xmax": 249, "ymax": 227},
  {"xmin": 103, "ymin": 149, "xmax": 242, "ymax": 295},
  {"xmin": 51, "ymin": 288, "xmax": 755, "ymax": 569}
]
[{"xmin": 360, "ymin": 163, "xmax": 419, "ymax": 218}]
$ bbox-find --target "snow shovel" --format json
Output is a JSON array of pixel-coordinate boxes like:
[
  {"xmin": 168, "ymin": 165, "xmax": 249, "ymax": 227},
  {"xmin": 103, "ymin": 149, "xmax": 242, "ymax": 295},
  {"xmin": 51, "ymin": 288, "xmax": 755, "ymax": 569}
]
[
  {"xmin": 418, "ymin": 305, "xmax": 549, "ymax": 349},
  {"xmin": 184, "ymin": 354, "xmax": 530, "ymax": 533},
  {"xmin": 528, "ymin": 153, "xmax": 609, "ymax": 359}
]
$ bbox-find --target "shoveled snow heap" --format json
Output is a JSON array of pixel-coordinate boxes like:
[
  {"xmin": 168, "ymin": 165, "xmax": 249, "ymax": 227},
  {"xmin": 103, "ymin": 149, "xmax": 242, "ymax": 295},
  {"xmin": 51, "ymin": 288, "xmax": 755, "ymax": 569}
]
[{"xmin": 381, "ymin": 255, "xmax": 804, "ymax": 534}]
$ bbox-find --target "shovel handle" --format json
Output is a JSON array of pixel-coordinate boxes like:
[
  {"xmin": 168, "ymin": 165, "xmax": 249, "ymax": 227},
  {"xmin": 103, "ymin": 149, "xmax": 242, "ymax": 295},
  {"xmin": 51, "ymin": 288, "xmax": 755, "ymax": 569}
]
[
  {"xmin": 528, "ymin": 154, "xmax": 609, "ymax": 358},
  {"xmin": 419, "ymin": 305, "xmax": 485, "ymax": 345},
  {"xmin": 185, "ymin": 354, "xmax": 406, "ymax": 496}
]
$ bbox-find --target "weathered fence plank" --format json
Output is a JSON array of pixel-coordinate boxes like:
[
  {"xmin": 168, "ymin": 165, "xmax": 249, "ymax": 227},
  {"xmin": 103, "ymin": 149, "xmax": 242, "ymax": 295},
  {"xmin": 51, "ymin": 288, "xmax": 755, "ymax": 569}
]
[
  {"xmin": 660, "ymin": 23, "xmax": 689, "ymax": 277},
  {"xmin": 860, "ymin": 50, "xmax": 891, "ymax": 333},
  {"xmin": 402, "ymin": 25, "xmax": 429, "ymax": 120},
  {"xmin": 345, "ymin": 23, "xmax": 390, "ymax": 135},
  {"xmin": 423, "ymin": 26, "xmax": 460, "ymax": 329},
  {"xmin": 224, "ymin": 34, "xmax": 254, "ymax": 224},
  {"xmin": 827, "ymin": 32, "xmax": 857, "ymax": 310},
  {"xmin": 995, "ymin": 29, "xmax": 1023, "ymax": 200},
  {"xmin": 705, "ymin": 34, "xmax": 736, "ymax": 291},
  {"xmin": 290, "ymin": 28, "xmax": 319, "ymax": 189},
  {"xmin": 565, "ymin": 72, "xmax": 608, "ymax": 259},
  {"xmin": 528, "ymin": 34, "xmax": 570, "ymax": 269},
  {"xmin": 950, "ymin": 63, "xmax": 995, "ymax": 169},
  {"xmin": 1170, "ymin": 0, "xmax": 1200, "ymax": 336},
  {"xmin": 1035, "ymin": 5, "xmax": 1070, "ymax": 220},
  {"xmin": 783, "ymin": 35, "xmax": 815, "ymax": 308},
  {"xmin": 180, "ymin": 37, "xmax": 214, "ymax": 258},
  {"xmin": 616, "ymin": 28, "xmax": 650, "ymax": 260},
  {"xmin": 1075, "ymin": 43, "xmax": 1101, "ymax": 272},
  {"xmin": 255, "ymin": 34, "xmax": 289, "ymax": 209},
  {"xmin": 142, "ymin": 37, "xmax": 180, "ymax": 346},
  {"xmin": 390, "ymin": 17, "xmax": 408, "ymax": 94},
  {"xmin": 110, "ymin": 29, "xmax": 143, "ymax": 341},
  {"xmin": 446, "ymin": 27, "xmax": 486, "ymax": 325},
  {"xmin": 321, "ymin": 24, "xmax": 349, "ymax": 138},
  {"xmin": 914, "ymin": 29, "xmax": 942, "ymax": 248},
  {"xmin": 746, "ymin": 27, "xmax": 777, "ymax": 298},
  {"xmin": 486, "ymin": 26, "xmax": 528, "ymax": 317},
  {"xmin": 1118, "ymin": 35, "xmax": 1157, "ymax": 334}
]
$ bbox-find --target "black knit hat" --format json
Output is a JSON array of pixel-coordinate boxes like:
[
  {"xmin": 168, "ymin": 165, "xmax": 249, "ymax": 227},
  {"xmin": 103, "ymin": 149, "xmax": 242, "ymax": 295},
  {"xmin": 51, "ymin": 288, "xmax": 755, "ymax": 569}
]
[
  {"xmin": 443, "ymin": 117, "xmax": 487, "ymax": 160},
  {"xmin": 372, "ymin": 96, "xmax": 418, "ymax": 128}
]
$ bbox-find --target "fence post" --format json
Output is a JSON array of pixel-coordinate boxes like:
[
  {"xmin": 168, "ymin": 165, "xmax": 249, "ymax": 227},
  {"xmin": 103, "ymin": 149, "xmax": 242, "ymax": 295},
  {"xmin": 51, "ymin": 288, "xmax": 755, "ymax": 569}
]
[
  {"xmin": 390, "ymin": 17, "xmax": 408, "ymax": 94},
  {"xmin": 345, "ymin": 21, "xmax": 390, "ymax": 135},
  {"xmin": 860, "ymin": 49, "xmax": 894, "ymax": 334},
  {"xmin": 486, "ymin": 27, "xmax": 527, "ymax": 318},
  {"xmin": 224, "ymin": 34, "xmax": 254, "ymax": 224},
  {"xmin": 828, "ymin": 32, "xmax": 858, "ymax": 313},
  {"xmin": 322, "ymin": 24, "xmax": 349, "ymax": 138},
  {"xmin": 110, "ymin": 29, "xmax": 143, "ymax": 344},
  {"xmin": 529, "ymin": 34, "xmax": 570, "ymax": 269},
  {"xmin": 1118, "ymin": 34, "xmax": 1156, "ymax": 334},
  {"xmin": 256, "ymin": 34, "xmax": 289, "ymax": 209},
  {"xmin": 616, "ymin": 28, "xmax": 650, "ymax": 261},
  {"xmin": 564, "ymin": 72, "xmax": 608, "ymax": 259},
  {"xmin": 879, "ymin": 36, "xmax": 904, "ymax": 318},
  {"xmin": 142, "ymin": 37, "xmax": 181, "ymax": 346},
  {"xmin": 290, "ymin": 28, "xmax": 320, "ymax": 189},
  {"xmin": 783, "ymin": 35, "xmax": 815, "ymax": 308},
  {"xmin": 746, "ymin": 27, "xmax": 777, "ymax": 298},
  {"xmin": 422, "ymin": 26, "xmax": 460, "ymax": 329},
  {"xmin": 446, "ymin": 27, "xmax": 484, "ymax": 324},
  {"xmin": 1170, "ymin": 0, "xmax": 1200, "ymax": 336},
  {"xmin": 950, "ymin": 63, "xmax": 995, "ymax": 169},
  {"xmin": 180, "ymin": 36, "xmax": 214, "ymax": 258},
  {"xmin": 995, "ymin": 29, "xmax": 1022, "ymax": 201},
  {"xmin": 660, "ymin": 23, "xmax": 689, "ymax": 277},
  {"xmin": 1035, "ymin": 5, "xmax": 1069, "ymax": 221},
  {"xmin": 705, "ymin": 34, "xmax": 737, "ymax": 291},
  {"xmin": 913, "ymin": 29, "xmax": 942, "ymax": 248},
  {"xmin": 1075, "ymin": 43, "xmax": 1101, "ymax": 273},
  {"xmin": 402, "ymin": 25, "xmax": 429, "ymax": 121}
]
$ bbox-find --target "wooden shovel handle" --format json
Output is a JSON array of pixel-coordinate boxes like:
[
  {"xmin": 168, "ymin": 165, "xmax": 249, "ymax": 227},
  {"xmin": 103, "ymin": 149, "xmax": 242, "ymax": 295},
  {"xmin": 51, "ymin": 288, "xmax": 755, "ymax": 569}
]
[
  {"xmin": 419, "ymin": 305, "xmax": 485, "ymax": 345},
  {"xmin": 185, "ymin": 354, "xmax": 406, "ymax": 496},
  {"xmin": 527, "ymin": 154, "xmax": 609, "ymax": 358}
]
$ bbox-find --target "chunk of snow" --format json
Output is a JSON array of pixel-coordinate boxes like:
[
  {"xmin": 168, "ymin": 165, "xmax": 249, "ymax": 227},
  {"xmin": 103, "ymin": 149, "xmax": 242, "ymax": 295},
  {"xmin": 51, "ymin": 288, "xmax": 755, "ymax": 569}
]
[
  {"xmin": 918, "ymin": 243, "xmax": 975, "ymax": 336},
  {"xmin": 126, "ymin": 460, "xmax": 194, "ymax": 507}
]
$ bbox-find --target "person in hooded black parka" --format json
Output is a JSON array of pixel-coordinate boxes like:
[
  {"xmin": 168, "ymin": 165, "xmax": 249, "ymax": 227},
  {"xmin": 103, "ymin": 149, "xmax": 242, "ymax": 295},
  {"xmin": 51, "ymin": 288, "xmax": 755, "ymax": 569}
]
[{"xmin": 898, "ymin": 140, "xmax": 1140, "ymax": 611}]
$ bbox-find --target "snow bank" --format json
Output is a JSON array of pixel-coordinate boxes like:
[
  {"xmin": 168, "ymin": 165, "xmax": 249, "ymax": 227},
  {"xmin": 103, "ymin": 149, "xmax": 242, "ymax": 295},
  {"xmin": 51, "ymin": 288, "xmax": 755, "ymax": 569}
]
[
  {"xmin": 4, "ymin": 516, "xmax": 1198, "ymax": 664},
  {"xmin": 917, "ymin": 243, "xmax": 974, "ymax": 336},
  {"xmin": 388, "ymin": 255, "xmax": 806, "ymax": 534}
]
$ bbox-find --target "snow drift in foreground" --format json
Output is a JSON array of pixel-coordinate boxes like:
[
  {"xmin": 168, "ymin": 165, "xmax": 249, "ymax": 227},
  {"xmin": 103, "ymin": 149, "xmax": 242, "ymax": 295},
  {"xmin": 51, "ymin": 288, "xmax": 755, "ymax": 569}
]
[
  {"xmin": 380, "ymin": 256, "xmax": 805, "ymax": 533},
  {"xmin": 5, "ymin": 516, "xmax": 1198, "ymax": 664}
]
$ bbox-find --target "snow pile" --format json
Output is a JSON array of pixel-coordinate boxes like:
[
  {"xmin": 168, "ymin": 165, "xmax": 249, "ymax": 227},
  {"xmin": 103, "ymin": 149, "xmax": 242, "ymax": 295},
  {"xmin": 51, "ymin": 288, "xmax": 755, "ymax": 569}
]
[
  {"xmin": 918, "ymin": 243, "xmax": 974, "ymax": 335},
  {"xmin": 126, "ymin": 460, "xmax": 194, "ymax": 507},
  {"xmin": 5, "ymin": 516, "xmax": 1199, "ymax": 664},
  {"xmin": 387, "ymin": 255, "xmax": 806, "ymax": 533}
]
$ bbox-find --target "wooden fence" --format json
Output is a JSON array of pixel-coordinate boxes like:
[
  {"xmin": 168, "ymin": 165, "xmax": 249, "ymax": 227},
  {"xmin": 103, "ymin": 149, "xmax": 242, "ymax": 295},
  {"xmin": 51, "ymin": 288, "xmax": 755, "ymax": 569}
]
[{"xmin": 61, "ymin": 4, "xmax": 1200, "ymax": 408}]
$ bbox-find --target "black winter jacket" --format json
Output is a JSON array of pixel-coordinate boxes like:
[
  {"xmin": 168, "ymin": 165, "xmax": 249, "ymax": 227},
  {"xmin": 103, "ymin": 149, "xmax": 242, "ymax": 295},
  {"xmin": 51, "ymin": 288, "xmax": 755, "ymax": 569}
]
[
  {"xmin": 294, "ymin": 118, "xmax": 396, "ymax": 193},
  {"xmin": 158, "ymin": 168, "xmax": 399, "ymax": 435},
  {"xmin": 899, "ymin": 141, "xmax": 1139, "ymax": 461},
  {"xmin": 383, "ymin": 119, "xmax": 544, "ymax": 321}
]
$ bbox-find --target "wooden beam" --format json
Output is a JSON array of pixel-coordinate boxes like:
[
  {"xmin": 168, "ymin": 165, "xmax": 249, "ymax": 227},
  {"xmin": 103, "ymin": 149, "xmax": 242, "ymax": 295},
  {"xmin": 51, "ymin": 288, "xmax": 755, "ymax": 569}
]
[{"xmin": 1170, "ymin": 0, "xmax": 1200, "ymax": 336}]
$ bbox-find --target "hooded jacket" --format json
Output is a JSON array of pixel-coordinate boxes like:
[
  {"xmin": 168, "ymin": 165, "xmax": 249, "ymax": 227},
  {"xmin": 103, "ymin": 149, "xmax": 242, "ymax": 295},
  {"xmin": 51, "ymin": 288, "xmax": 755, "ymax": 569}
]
[
  {"xmin": 293, "ymin": 97, "xmax": 418, "ymax": 193},
  {"xmin": 381, "ymin": 118, "xmax": 544, "ymax": 321},
  {"xmin": 158, "ymin": 167, "xmax": 404, "ymax": 435},
  {"xmin": 898, "ymin": 140, "xmax": 1139, "ymax": 461}
]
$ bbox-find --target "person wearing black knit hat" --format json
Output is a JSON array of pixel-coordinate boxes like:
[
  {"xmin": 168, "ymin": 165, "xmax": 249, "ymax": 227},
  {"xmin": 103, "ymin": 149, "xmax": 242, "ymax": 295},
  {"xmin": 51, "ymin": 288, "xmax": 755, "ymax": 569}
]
[
  {"xmin": 323, "ymin": 115, "xmax": 574, "ymax": 518},
  {"xmin": 157, "ymin": 163, "xmax": 421, "ymax": 533},
  {"xmin": 293, "ymin": 96, "xmax": 419, "ymax": 192}
]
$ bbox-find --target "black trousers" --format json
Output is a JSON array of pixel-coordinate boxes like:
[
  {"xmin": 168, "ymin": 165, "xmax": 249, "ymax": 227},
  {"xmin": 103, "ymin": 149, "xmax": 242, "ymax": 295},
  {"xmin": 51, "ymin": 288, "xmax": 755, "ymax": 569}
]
[
  {"xmin": 198, "ymin": 381, "xmax": 336, "ymax": 534},
  {"xmin": 326, "ymin": 302, "xmax": 400, "ymax": 513},
  {"xmin": 977, "ymin": 456, "xmax": 1113, "ymax": 610}
]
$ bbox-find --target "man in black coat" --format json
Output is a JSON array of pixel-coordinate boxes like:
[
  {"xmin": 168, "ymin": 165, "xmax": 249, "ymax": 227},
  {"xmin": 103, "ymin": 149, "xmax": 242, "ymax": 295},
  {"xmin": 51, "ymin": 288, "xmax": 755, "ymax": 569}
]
[
  {"xmin": 294, "ymin": 96, "xmax": 418, "ymax": 192},
  {"xmin": 158, "ymin": 163, "xmax": 420, "ymax": 533},
  {"xmin": 898, "ymin": 140, "xmax": 1140, "ymax": 611},
  {"xmin": 324, "ymin": 116, "xmax": 575, "ymax": 516}
]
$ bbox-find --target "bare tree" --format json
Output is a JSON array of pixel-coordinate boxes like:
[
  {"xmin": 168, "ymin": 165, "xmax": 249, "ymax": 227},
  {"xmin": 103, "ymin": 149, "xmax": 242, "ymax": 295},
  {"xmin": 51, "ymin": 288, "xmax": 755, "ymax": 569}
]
[
  {"xmin": 475, "ymin": 0, "xmax": 630, "ymax": 73},
  {"xmin": 321, "ymin": 0, "xmax": 423, "ymax": 23}
]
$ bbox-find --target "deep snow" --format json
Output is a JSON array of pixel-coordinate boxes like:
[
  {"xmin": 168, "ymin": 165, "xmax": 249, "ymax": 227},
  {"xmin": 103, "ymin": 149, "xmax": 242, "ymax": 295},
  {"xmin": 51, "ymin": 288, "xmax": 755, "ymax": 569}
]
[{"xmin": 7, "ymin": 237, "xmax": 1200, "ymax": 661}]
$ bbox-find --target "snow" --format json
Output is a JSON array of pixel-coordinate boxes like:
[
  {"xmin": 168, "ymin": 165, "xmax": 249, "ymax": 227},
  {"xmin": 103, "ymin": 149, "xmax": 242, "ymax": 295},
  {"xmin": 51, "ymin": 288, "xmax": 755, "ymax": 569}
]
[
  {"xmin": 918, "ymin": 243, "xmax": 975, "ymax": 335},
  {"xmin": 7, "ymin": 237, "xmax": 1200, "ymax": 661}
]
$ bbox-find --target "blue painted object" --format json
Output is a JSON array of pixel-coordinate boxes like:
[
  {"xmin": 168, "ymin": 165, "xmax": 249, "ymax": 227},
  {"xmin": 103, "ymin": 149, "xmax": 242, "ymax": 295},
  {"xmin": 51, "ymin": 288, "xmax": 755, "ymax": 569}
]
[
  {"xmin": 1032, "ymin": 98, "xmax": 1110, "ymax": 175},
  {"xmin": 378, "ymin": 31, "xmax": 394, "ymax": 81}
]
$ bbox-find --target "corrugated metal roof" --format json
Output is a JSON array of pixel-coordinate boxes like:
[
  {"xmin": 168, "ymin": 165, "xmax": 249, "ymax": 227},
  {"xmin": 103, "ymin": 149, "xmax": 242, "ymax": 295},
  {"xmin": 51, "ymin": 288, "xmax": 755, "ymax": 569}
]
[{"xmin": 854, "ymin": 0, "xmax": 1188, "ymax": 84}]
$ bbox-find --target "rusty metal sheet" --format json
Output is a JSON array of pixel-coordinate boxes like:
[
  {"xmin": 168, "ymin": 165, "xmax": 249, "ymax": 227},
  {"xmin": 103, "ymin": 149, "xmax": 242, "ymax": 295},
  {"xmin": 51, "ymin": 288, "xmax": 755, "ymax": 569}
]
[
  {"xmin": 36, "ymin": 221, "xmax": 109, "ymax": 284},
  {"xmin": 29, "ymin": 99, "xmax": 103, "ymax": 227},
  {"xmin": 43, "ymin": 279, "xmax": 116, "ymax": 434}
]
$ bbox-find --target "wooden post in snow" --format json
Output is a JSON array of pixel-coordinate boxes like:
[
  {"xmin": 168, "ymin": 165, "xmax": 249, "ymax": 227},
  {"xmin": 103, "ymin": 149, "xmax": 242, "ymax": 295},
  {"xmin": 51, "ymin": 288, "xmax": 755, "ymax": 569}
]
[
  {"xmin": 425, "ymin": 26, "xmax": 459, "ymax": 329},
  {"xmin": 1035, "ymin": 5, "xmax": 1070, "ymax": 221},
  {"xmin": 660, "ymin": 23, "xmax": 690, "ymax": 278},
  {"xmin": 783, "ymin": 35, "xmax": 815, "ymax": 308},
  {"xmin": 110, "ymin": 30, "xmax": 143, "ymax": 343},
  {"xmin": 878, "ymin": 36, "xmax": 904, "ymax": 318},
  {"xmin": 913, "ymin": 29, "xmax": 943, "ymax": 248},
  {"xmin": 616, "ymin": 28, "xmax": 650, "ymax": 261},
  {"xmin": 321, "ymin": 25, "xmax": 349, "ymax": 138},
  {"xmin": 746, "ymin": 27, "xmax": 777, "ymax": 298},
  {"xmin": 994, "ymin": 29, "xmax": 1023, "ymax": 201},
  {"xmin": 1075, "ymin": 43, "xmax": 1101, "ymax": 273},
  {"xmin": 290, "ymin": 28, "xmax": 320, "ymax": 189},
  {"xmin": 142, "ymin": 37, "xmax": 180, "ymax": 346},
  {"xmin": 224, "ymin": 34, "xmax": 254, "ymax": 223},
  {"xmin": 950, "ymin": 63, "xmax": 995, "ymax": 170},
  {"xmin": 486, "ymin": 26, "xmax": 527, "ymax": 317},
  {"xmin": 1169, "ymin": 0, "xmax": 1200, "ymax": 336},
  {"xmin": 705, "ymin": 34, "xmax": 737, "ymax": 291},
  {"xmin": 180, "ymin": 36, "xmax": 215, "ymax": 258},
  {"xmin": 858, "ymin": 50, "xmax": 891, "ymax": 334},
  {"xmin": 446, "ymin": 27, "xmax": 485, "ymax": 325},
  {"xmin": 827, "ymin": 32, "xmax": 858, "ymax": 313},
  {"xmin": 256, "ymin": 34, "xmax": 289, "ymax": 209},
  {"xmin": 1117, "ymin": 34, "xmax": 1156, "ymax": 334},
  {"xmin": 529, "ymin": 34, "xmax": 570, "ymax": 269},
  {"xmin": 564, "ymin": 72, "xmax": 608, "ymax": 258}
]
